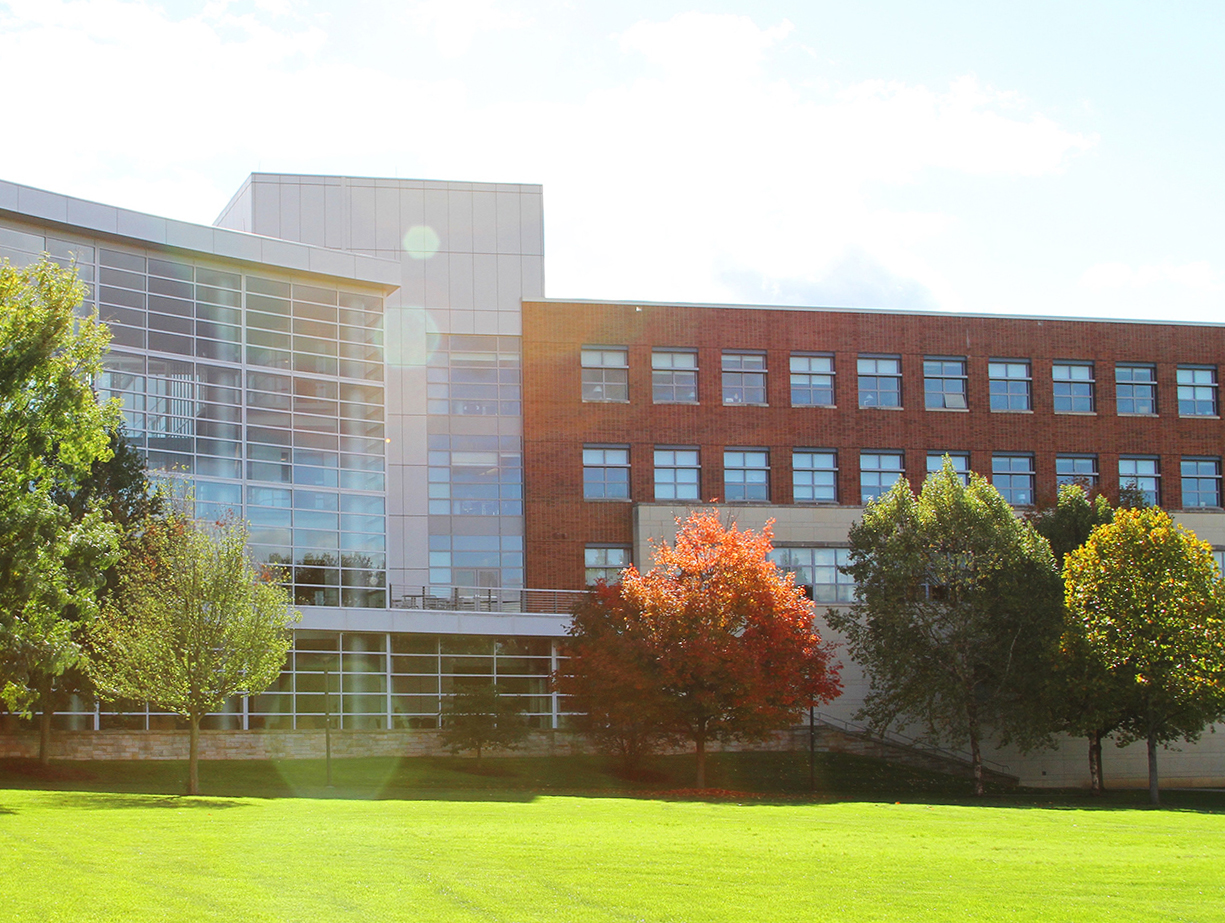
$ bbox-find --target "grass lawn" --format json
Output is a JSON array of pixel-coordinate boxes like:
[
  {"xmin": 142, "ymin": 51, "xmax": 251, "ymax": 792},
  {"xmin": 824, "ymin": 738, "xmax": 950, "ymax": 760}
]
[{"xmin": 2, "ymin": 753, "xmax": 1223, "ymax": 922}]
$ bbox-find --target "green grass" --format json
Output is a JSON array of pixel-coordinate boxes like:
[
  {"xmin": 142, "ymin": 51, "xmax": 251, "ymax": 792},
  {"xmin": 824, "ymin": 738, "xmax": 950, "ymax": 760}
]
[{"xmin": 2, "ymin": 754, "xmax": 1224, "ymax": 921}]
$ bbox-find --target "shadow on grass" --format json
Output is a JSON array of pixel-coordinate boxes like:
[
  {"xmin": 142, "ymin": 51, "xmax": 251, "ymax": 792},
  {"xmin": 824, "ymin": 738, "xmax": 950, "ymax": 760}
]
[
  {"xmin": 1, "ymin": 752, "xmax": 1222, "ymax": 813},
  {"xmin": 35, "ymin": 792, "xmax": 249, "ymax": 811}
]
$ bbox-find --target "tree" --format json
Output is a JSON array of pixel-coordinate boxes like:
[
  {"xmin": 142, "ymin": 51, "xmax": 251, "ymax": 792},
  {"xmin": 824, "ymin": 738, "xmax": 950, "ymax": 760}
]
[
  {"xmin": 0, "ymin": 258, "xmax": 119, "ymax": 730},
  {"xmin": 439, "ymin": 682, "xmax": 530, "ymax": 760},
  {"xmin": 88, "ymin": 509, "xmax": 299, "ymax": 794},
  {"xmin": 1063, "ymin": 507, "xmax": 1225, "ymax": 805},
  {"xmin": 562, "ymin": 510, "xmax": 842, "ymax": 788},
  {"xmin": 1030, "ymin": 484, "xmax": 1127, "ymax": 794},
  {"xmin": 828, "ymin": 461, "xmax": 1064, "ymax": 795}
]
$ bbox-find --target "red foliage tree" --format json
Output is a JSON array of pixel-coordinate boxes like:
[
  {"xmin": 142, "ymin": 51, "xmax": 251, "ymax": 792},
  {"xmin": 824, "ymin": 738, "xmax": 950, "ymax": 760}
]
[{"xmin": 559, "ymin": 510, "xmax": 842, "ymax": 787}]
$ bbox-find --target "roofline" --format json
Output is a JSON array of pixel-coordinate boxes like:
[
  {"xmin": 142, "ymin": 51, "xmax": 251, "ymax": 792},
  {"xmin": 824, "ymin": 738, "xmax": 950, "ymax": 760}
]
[
  {"xmin": 525, "ymin": 296, "xmax": 1225, "ymax": 330},
  {"xmin": 0, "ymin": 177, "xmax": 401, "ymax": 291}
]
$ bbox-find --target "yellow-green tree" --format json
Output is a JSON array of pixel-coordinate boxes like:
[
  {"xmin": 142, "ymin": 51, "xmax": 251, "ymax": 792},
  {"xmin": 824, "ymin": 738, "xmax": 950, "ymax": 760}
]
[
  {"xmin": 89, "ymin": 510, "xmax": 299, "ymax": 794},
  {"xmin": 1064, "ymin": 507, "xmax": 1225, "ymax": 804}
]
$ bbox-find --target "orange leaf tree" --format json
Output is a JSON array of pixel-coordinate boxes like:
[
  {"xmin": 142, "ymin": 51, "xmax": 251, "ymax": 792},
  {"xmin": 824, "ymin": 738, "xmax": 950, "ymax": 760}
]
[{"xmin": 559, "ymin": 510, "xmax": 841, "ymax": 787}]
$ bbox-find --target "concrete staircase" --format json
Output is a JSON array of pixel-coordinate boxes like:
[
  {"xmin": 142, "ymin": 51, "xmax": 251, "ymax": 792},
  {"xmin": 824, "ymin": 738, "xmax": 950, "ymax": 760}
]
[{"xmin": 790, "ymin": 713, "xmax": 1021, "ymax": 787}]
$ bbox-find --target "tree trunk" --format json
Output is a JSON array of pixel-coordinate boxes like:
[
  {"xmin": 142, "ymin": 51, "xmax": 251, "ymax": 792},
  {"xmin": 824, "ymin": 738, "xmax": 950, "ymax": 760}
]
[
  {"xmin": 968, "ymin": 727, "xmax": 984, "ymax": 796},
  {"xmin": 188, "ymin": 714, "xmax": 201, "ymax": 796},
  {"xmin": 695, "ymin": 729, "xmax": 707, "ymax": 789},
  {"xmin": 37, "ymin": 680, "xmax": 53, "ymax": 766},
  {"xmin": 1088, "ymin": 731, "xmax": 1103, "ymax": 795},
  {"xmin": 1147, "ymin": 726, "xmax": 1160, "ymax": 806}
]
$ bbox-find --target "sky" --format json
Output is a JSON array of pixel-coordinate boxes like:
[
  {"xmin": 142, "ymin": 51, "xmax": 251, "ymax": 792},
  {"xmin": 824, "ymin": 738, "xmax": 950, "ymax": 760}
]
[{"xmin": 1, "ymin": 0, "xmax": 1223, "ymax": 322}]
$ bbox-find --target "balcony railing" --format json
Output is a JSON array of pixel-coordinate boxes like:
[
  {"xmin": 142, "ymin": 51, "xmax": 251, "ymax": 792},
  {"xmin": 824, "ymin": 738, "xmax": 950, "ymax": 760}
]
[{"xmin": 389, "ymin": 585, "xmax": 587, "ymax": 615}]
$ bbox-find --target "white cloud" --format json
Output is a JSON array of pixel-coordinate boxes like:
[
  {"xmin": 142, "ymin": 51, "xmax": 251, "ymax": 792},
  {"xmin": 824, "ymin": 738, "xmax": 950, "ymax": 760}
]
[{"xmin": 400, "ymin": 0, "xmax": 529, "ymax": 58}]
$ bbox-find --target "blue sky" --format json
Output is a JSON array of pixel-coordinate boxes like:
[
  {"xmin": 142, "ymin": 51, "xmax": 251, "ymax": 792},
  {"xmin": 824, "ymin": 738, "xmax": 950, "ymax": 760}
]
[{"xmin": 2, "ymin": 0, "xmax": 1222, "ymax": 322}]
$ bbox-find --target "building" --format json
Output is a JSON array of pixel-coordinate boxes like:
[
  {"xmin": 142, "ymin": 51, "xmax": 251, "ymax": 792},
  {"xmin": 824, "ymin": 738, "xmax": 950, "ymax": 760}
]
[{"xmin": 1, "ymin": 172, "xmax": 1223, "ymax": 786}]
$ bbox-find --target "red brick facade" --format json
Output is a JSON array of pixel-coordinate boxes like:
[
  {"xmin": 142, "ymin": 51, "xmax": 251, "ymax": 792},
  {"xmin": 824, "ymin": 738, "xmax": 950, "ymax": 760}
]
[{"xmin": 523, "ymin": 299, "xmax": 1225, "ymax": 590}]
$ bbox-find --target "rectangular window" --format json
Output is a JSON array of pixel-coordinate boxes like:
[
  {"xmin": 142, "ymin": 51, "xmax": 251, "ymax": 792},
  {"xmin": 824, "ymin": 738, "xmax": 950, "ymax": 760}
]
[
  {"xmin": 992, "ymin": 454, "xmax": 1035, "ymax": 506},
  {"xmin": 790, "ymin": 353, "xmax": 834, "ymax": 407},
  {"xmin": 858, "ymin": 356, "xmax": 902, "ymax": 408},
  {"xmin": 581, "ymin": 347, "xmax": 628, "ymax": 402},
  {"xmin": 926, "ymin": 452, "xmax": 969, "ymax": 485},
  {"xmin": 1177, "ymin": 365, "xmax": 1218, "ymax": 416},
  {"xmin": 793, "ymin": 450, "xmax": 838, "ymax": 503},
  {"xmin": 1116, "ymin": 363, "xmax": 1157, "ymax": 415},
  {"xmin": 989, "ymin": 360, "xmax": 1031, "ymax": 411},
  {"xmin": 1056, "ymin": 455, "xmax": 1099, "ymax": 489},
  {"xmin": 860, "ymin": 452, "xmax": 904, "ymax": 503},
  {"xmin": 1053, "ymin": 361, "xmax": 1095, "ymax": 413},
  {"xmin": 923, "ymin": 357, "xmax": 967, "ymax": 410},
  {"xmin": 768, "ymin": 547, "xmax": 855, "ymax": 603},
  {"xmin": 585, "ymin": 546, "xmax": 630, "ymax": 585},
  {"xmin": 1119, "ymin": 456, "xmax": 1160, "ymax": 506},
  {"xmin": 654, "ymin": 447, "xmax": 700, "ymax": 501},
  {"xmin": 722, "ymin": 352, "xmax": 767, "ymax": 405},
  {"xmin": 1181, "ymin": 457, "xmax": 1221, "ymax": 508},
  {"xmin": 724, "ymin": 449, "xmax": 769, "ymax": 501},
  {"xmin": 583, "ymin": 445, "xmax": 630, "ymax": 500},
  {"xmin": 652, "ymin": 349, "xmax": 698, "ymax": 404}
]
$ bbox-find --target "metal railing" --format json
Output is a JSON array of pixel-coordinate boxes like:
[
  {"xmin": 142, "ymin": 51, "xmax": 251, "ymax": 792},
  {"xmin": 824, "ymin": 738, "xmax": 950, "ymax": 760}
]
[
  {"xmin": 811, "ymin": 711, "xmax": 1013, "ymax": 776},
  {"xmin": 389, "ymin": 585, "xmax": 587, "ymax": 615}
]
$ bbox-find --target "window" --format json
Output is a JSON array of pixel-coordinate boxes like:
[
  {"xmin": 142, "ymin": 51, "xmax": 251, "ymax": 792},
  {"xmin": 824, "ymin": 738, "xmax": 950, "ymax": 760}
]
[
  {"xmin": 768, "ymin": 547, "xmax": 855, "ymax": 603},
  {"xmin": 724, "ymin": 449, "xmax": 769, "ymax": 501},
  {"xmin": 923, "ymin": 357, "xmax": 967, "ymax": 410},
  {"xmin": 1177, "ymin": 365, "xmax": 1218, "ymax": 416},
  {"xmin": 1116, "ymin": 363, "xmax": 1156, "ymax": 415},
  {"xmin": 1119, "ymin": 456, "xmax": 1160, "ymax": 506},
  {"xmin": 989, "ymin": 360, "xmax": 1031, "ymax": 411},
  {"xmin": 1181, "ymin": 457, "xmax": 1221, "ymax": 508},
  {"xmin": 654, "ymin": 447, "xmax": 700, "ymax": 501},
  {"xmin": 790, "ymin": 353, "xmax": 834, "ymax": 407},
  {"xmin": 581, "ymin": 347, "xmax": 628, "ymax": 402},
  {"xmin": 992, "ymin": 454, "xmax": 1035, "ymax": 506},
  {"xmin": 722, "ymin": 352, "xmax": 767, "ymax": 405},
  {"xmin": 1053, "ymin": 362, "xmax": 1095, "ymax": 413},
  {"xmin": 583, "ymin": 445, "xmax": 629, "ymax": 500},
  {"xmin": 585, "ymin": 546, "xmax": 630, "ymax": 585},
  {"xmin": 858, "ymin": 356, "xmax": 901, "ymax": 408},
  {"xmin": 860, "ymin": 452, "xmax": 904, "ymax": 503},
  {"xmin": 793, "ymin": 450, "xmax": 837, "ymax": 503},
  {"xmin": 652, "ymin": 349, "xmax": 698, "ymax": 403},
  {"xmin": 927, "ymin": 452, "xmax": 969, "ymax": 485},
  {"xmin": 1056, "ymin": 455, "xmax": 1099, "ymax": 489}
]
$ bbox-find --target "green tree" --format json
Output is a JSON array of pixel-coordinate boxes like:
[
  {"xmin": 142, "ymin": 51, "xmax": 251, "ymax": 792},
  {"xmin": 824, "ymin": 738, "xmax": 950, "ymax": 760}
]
[
  {"xmin": 0, "ymin": 258, "xmax": 119, "ymax": 728},
  {"xmin": 88, "ymin": 510, "xmax": 299, "ymax": 795},
  {"xmin": 561, "ymin": 510, "xmax": 842, "ymax": 788},
  {"xmin": 1029, "ymin": 484, "xmax": 1127, "ymax": 794},
  {"xmin": 440, "ymin": 682, "xmax": 529, "ymax": 760},
  {"xmin": 828, "ymin": 461, "xmax": 1064, "ymax": 795},
  {"xmin": 1063, "ymin": 507, "xmax": 1225, "ymax": 805}
]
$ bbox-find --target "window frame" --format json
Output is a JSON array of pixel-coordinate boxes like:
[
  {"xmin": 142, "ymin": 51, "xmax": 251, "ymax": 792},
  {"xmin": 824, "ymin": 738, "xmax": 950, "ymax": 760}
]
[
  {"xmin": 1056, "ymin": 454, "xmax": 1099, "ymax": 490},
  {"xmin": 582, "ymin": 444, "xmax": 630, "ymax": 500},
  {"xmin": 1181, "ymin": 457, "xmax": 1221, "ymax": 508},
  {"xmin": 723, "ymin": 448, "xmax": 770, "ymax": 502},
  {"xmin": 857, "ymin": 355, "xmax": 902, "ymax": 409},
  {"xmin": 1052, "ymin": 361, "xmax": 1095, "ymax": 414},
  {"xmin": 651, "ymin": 348, "xmax": 699, "ymax": 404},
  {"xmin": 790, "ymin": 353, "xmax": 835, "ymax": 407},
  {"xmin": 926, "ymin": 451, "xmax": 970, "ymax": 485},
  {"xmin": 923, "ymin": 357, "xmax": 968, "ymax": 411},
  {"xmin": 1119, "ymin": 455, "xmax": 1161, "ymax": 506},
  {"xmin": 988, "ymin": 359, "xmax": 1032, "ymax": 412},
  {"xmin": 1115, "ymin": 363, "xmax": 1157, "ymax": 416},
  {"xmin": 860, "ymin": 451, "xmax": 904, "ymax": 504},
  {"xmin": 1177, "ymin": 365, "xmax": 1218, "ymax": 417},
  {"xmin": 584, "ymin": 545, "xmax": 631, "ymax": 586},
  {"xmin": 768, "ymin": 546, "xmax": 856, "ymax": 603},
  {"xmin": 793, "ymin": 449, "xmax": 838, "ymax": 503},
  {"xmin": 580, "ymin": 346, "xmax": 629, "ymax": 403},
  {"xmin": 992, "ymin": 453, "xmax": 1036, "ymax": 506},
  {"xmin": 653, "ymin": 446, "xmax": 701, "ymax": 501},
  {"xmin": 721, "ymin": 351, "xmax": 768, "ymax": 406}
]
